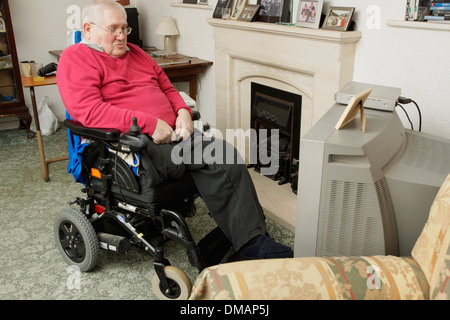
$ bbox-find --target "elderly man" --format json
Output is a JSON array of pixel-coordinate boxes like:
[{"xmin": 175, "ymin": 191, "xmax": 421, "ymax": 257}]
[{"xmin": 57, "ymin": 0, "xmax": 292, "ymax": 260}]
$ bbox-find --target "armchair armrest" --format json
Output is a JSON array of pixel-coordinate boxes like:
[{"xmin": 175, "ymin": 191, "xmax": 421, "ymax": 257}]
[{"xmin": 189, "ymin": 255, "xmax": 429, "ymax": 300}]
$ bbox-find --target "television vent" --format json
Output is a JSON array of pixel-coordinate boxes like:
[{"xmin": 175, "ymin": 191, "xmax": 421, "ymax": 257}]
[
  {"xmin": 317, "ymin": 178, "xmax": 398, "ymax": 256},
  {"xmin": 402, "ymin": 132, "xmax": 450, "ymax": 176}
]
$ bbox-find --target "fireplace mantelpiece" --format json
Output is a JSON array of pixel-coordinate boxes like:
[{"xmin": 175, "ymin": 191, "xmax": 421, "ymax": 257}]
[{"xmin": 208, "ymin": 18, "xmax": 361, "ymax": 231}]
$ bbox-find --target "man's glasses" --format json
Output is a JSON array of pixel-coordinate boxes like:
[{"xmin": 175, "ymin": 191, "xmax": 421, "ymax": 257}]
[{"xmin": 90, "ymin": 22, "xmax": 132, "ymax": 36}]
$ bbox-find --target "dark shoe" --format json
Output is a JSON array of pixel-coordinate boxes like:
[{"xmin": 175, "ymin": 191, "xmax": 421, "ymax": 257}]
[{"xmin": 237, "ymin": 234, "xmax": 293, "ymax": 260}]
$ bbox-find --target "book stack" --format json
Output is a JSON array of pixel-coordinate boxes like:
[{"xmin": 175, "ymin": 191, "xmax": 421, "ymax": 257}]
[
  {"xmin": 424, "ymin": 0, "xmax": 450, "ymax": 23},
  {"xmin": 406, "ymin": 0, "xmax": 432, "ymax": 21}
]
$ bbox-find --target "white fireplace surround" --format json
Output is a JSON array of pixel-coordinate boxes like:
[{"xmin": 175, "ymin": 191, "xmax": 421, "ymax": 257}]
[{"xmin": 208, "ymin": 19, "xmax": 361, "ymax": 231}]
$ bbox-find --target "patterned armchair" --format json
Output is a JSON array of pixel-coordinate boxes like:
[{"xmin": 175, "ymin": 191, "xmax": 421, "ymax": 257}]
[{"xmin": 189, "ymin": 174, "xmax": 450, "ymax": 300}]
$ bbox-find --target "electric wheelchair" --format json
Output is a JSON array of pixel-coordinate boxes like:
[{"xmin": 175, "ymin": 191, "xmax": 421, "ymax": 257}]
[{"xmin": 53, "ymin": 113, "xmax": 232, "ymax": 300}]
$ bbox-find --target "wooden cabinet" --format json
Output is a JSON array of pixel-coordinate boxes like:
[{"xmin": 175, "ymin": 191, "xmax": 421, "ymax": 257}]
[{"xmin": 0, "ymin": 0, "xmax": 32, "ymax": 138}]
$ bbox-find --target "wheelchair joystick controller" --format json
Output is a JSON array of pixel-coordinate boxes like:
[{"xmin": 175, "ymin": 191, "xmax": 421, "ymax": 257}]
[
  {"xmin": 119, "ymin": 117, "xmax": 150, "ymax": 152},
  {"xmin": 129, "ymin": 117, "xmax": 141, "ymax": 136}
]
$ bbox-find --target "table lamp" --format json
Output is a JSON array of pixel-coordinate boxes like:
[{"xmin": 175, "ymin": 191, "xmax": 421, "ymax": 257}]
[{"xmin": 155, "ymin": 16, "xmax": 179, "ymax": 53}]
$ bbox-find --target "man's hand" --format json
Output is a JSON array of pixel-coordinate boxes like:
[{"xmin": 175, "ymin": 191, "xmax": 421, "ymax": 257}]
[
  {"xmin": 151, "ymin": 109, "xmax": 193, "ymax": 144},
  {"xmin": 151, "ymin": 118, "xmax": 175, "ymax": 144},
  {"xmin": 175, "ymin": 108, "xmax": 193, "ymax": 141}
]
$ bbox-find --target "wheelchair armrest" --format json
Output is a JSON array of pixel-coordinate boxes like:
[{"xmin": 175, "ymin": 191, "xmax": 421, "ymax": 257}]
[
  {"xmin": 65, "ymin": 111, "xmax": 199, "ymax": 144},
  {"xmin": 119, "ymin": 133, "xmax": 149, "ymax": 152},
  {"xmin": 64, "ymin": 119, "xmax": 119, "ymax": 142}
]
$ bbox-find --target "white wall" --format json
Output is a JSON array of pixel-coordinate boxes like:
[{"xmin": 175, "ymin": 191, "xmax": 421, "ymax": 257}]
[
  {"xmin": 137, "ymin": 0, "xmax": 450, "ymax": 138},
  {"xmin": 4, "ymin": 0, "xmax": 450, "ymax": 139},
  {"xmin": 132, "ymin": 0, "xmax": 216, "ymax": 124},
  {"xmin": 6, "ymin": 0, "xmax": 90, "ymax": 127},
  {"xmin": 321, "ymin": 0, "xmax": 450, "ymax": 138}
]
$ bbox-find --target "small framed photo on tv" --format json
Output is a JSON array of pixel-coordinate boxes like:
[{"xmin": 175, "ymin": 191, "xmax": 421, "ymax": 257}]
[
  {"xmin": 295, "ymin": 0, "xmax": 323, "ymax": 29},
  {"xmin": 335, "ymin": 88, "xmax": 372, "ymax": 133},
  {"xmin": 322, "ymin": 6, "xmax": 354, "ymax": 31}
]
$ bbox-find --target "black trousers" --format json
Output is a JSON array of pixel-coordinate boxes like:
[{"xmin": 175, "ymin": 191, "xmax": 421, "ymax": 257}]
[{"xmin": 143, "ymin": 129, "xmax": 267, "ymax": 250}]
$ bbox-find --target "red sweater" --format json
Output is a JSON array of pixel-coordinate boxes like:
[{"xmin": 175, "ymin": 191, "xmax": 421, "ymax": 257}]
[{"xmin": 56, "ymin": 43, "xmax": 191, "ymax": 135}]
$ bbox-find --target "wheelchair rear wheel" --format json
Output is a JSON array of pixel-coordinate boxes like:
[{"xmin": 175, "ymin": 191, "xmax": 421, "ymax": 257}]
[
  {"xmin": 54, "ymin": 207, "xmax": 99, "ymax": 272},
  {"xmin": 151, "ymin": 266, "xmax": 192, "ymax": 300}
]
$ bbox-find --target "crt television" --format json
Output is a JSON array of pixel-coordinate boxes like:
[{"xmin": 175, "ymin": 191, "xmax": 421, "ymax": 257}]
[{"xmin": 294, "ymin": 103, "xmax": 450, "ymax": 257}]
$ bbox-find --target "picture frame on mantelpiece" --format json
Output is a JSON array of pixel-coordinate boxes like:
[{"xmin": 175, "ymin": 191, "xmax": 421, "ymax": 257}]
[
  {"xmin": 231, "ymin": 0, "xmax": 247, "ymax": 20},
  {"xmin": 213, "ymin": 0, "xmax": 233, "ymax": 19},
  {"xmin": 322, "ymin": 6, "xmax": 355, "ymax": 31},
  {"xmin": 256, "ymin": 0, "xmax": 291, "ymax": 23},
  {"xmin": 238, "ymin": 4, "xmax": 260, "ymax": 21},
  {"xmin": 183, "ymin": 0, "xmax": 198, "ymax": 4},
  {"xmin": 295, "ymin": 0, "xmax": 323, "ymax": 29}
]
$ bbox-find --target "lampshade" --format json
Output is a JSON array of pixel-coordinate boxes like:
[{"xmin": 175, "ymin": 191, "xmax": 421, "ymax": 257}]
[{"xmin": 155, "ymin": 16, "xmax": 179, "ymax": 36}]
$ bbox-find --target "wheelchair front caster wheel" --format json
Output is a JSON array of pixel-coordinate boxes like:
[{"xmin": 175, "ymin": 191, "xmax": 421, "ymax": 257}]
[
  {"xmin": 54, "ymin": 207, "xmax": 99, "ymax": 272},
  {"xmin": 152, "ymin": 266, "xmax": 192, "ymax": 300}
]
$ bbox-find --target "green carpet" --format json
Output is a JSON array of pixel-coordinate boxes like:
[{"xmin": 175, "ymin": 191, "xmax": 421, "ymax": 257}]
[{"xmin": 0, "ymin": 125, "xmax": 294, "ymax": 300}]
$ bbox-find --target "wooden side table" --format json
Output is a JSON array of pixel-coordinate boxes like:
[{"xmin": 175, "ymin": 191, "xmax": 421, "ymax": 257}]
[
  {"xmin": 21, "ymin": 75, "xmax": 68, "ymax": 182},
  {"xmin": 149, "ymin": 54, "xmax": 213, "ymax": 100}
]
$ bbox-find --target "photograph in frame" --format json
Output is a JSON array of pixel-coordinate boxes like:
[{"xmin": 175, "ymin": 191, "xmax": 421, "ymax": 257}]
[
  {"xmin": 238, "ymin": 4, "xmax": 261, "ymax": 21},
  {"xmin": 295, "ymin": 0, "xmax": 323, "ymax": 29},
  {"xmin": 256, "ymin": 0, "xmax": 291, "ymax": 23},
  {"xmin": 213, "ymin": 0, "xmax": 233, "ymax": 18},
  {"xmin": 231, "ymin": 0, "xmax": 247, "ymax": 20},
  {"xmin": 335, "ymin": 88, "xmax": 372, "ymax": 133},
  {"xmin": 322, "ymin": 6, "xmax": 355, "ymax": 31}
]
